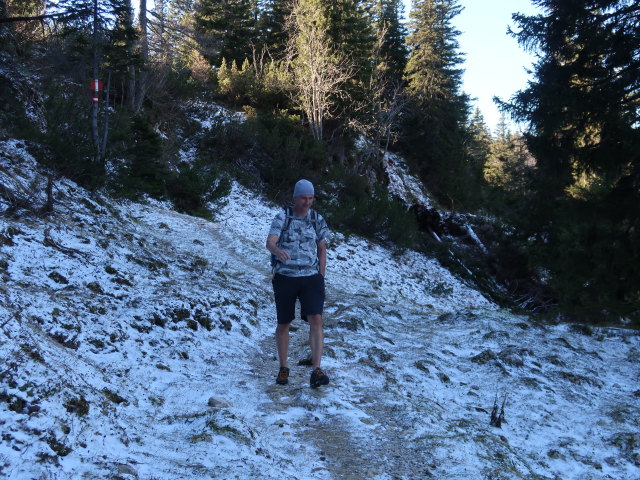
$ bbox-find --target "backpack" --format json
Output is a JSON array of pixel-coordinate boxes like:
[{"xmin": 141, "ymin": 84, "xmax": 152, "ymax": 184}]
[{"xmin": 270, "ymin": 207, "xmax": 320, "ymax": 269}]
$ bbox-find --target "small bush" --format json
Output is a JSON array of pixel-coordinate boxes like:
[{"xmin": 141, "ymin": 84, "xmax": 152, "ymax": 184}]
[
  {"xmin": 325, "ymin": 171, "xmax": 422, "ymax": 250},
  {"xmin": 248, "ymin": 110, "xmax": 327, "ymax": 202},
  {"xmin": 166, "ymin": 159, "xmax": 231, "ymax": 218},
  {"xmin": 113, "ymin": 115, "xmax": 170, "ymax": 200},
  {"xmin": 64, "ymin": 396, "xmax": 89, "ymax": 416},
  {"xmin": 103, "ymin": 388, "xmax": 127, "ymax": 405}
]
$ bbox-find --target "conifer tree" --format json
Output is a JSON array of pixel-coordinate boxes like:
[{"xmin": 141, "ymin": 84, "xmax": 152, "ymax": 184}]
[
  {"xmin": 365, "ymin": 0, "xmax": 408, "ymax": 81},
  {"xmin": 195, "ymin": 0, "xmax": 257, "ymax": 67},
  {"xmin": 103, "ymin": 0, "xmax": 139, "ymax": 108},
  {"xmin": 466, "ymin": 107, "xmax": 491, "ymax": 180},
  {"xmin": 402, "ymin": 0, "xmax": 471, "ymax": 207},
  {"xmin": 506, "ymin": 0, "xmax": 640, "ymax": 320},
  {"xmin": 325, "ymin": 0, "xmax": 374, "ymax": 83},
  {"xmin": 483, "ymin": 116, "xmax": 532, "ymax": 198},
  {"xmin": 257, "ymin": 0, "xmax": 292, "ymax": 59}
]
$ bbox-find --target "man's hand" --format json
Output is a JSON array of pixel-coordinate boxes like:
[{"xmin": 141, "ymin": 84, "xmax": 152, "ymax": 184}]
[
  {"xmin": 275, "ymin": 248, "xmax": 291, "ymax": 262},
  {"xmin": 267, "ymin": 234, "xmax": 290, "ymax": 263}
]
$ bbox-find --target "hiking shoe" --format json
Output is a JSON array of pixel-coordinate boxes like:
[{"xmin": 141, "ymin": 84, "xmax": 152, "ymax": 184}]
[
  {"xmin": 276, "ymin": 367, "xmax": 290, "ymax": 385},
  {"xmin": 310, "ymin": 368, "xmax": 329, "ymax": 388}
]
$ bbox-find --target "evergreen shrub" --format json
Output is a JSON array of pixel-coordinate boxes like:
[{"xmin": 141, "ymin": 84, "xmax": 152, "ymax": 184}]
[
  {"xmin": 253, "ymin": 111, "xmax": 326, "ymax": 199},
  {"xmin": 536, "ymin": 199, "xmax": 640, "ymax": 325},
  {"xmin": 167, "ymin": 159, "xmax": 231, "ymax": 218},
  {"xmin": 197, "ymin": 113, "xmax": 256, "ymax": 167},
  {"xmin": 217, "ymin": 58, "xmax": 291, "ymax": 109},
  {"xmin": 201, "ymin": 109, "xmax": 327, "ymax": 203},
  {"xmin": 31, "ymin": 87, "xmax": 103, "ymax": 188},
  {"xmin": 114, "ymin": 115, "xmax": 170, "ymax": 199},
  {"xmin": 324, "ymin": 170, "xmax": 421, "ymax": 250}
]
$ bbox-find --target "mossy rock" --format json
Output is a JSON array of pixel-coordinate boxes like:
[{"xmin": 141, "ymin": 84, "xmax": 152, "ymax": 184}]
[
  {"xmin": 103, "ymin": 388, "xmax": 128, "ymax": 405},
  {"xmin": 556, "ymin": 371, "xmax": 603, "ymax": 388},
  {"xmin": 338, "ymin": 317, "xmax": 364, "ymax": 331},
  {"xmin": 46, "ymin": 435, "xmax": 72, "ymax": 457},
  {"xmin": 105, "ymin": 265, "xmax": 118, "ymax": 275},
  {"xmin": 111, "ymin": 276, "xmax": 133, "ymax": 287},
  {"xmin": 149, "ymin": 313, "xmax": 167, "ymax": 328},
  {"xmin": 414, "ymin": 361, "xmax": 430, "ymax": 373},
  {"xmin": 88, "ymin": 338, "xmax": 105, "ymax": 349},
  {"xmin": 367, "ymin": 346, "xmax": 393, "ymax": 363},
  {"xmin": 48, "ymin": 271, "xmax": 68, "ymax": 284},
  {"xmin": 194, "ymin": 309, "xmax": 213, "ymax": 330},
  {"xmin": 49, "ymin": 332, "xmax": 79, "ymax": 349},
  {"xmin": 20, "ymin": 344, "xmax": 44, "ymax": 362},
  {"xmin": 187, "ymin": 319, "xmax": 198, "ymax": 331},
  {"xmin": 132, "ymin": 323, "xmax": 152, "ymax": 334},
  {"xmin": 470, "ymin": 349, "xmax": 497, "ymax": 364},
  {"xmin": 0, "ymin": 233, "xmax": 15, "ymax": 246},
  {"xmin": 64, "ymin": 396, "xmax": 89, "ymax": 416},
  {"xmin": 170, "ymin": 307, "xmax": 190, "ymax": 323},
  {"xmin": 86, "ymin": 281, "xmax": 104, "ymax": 295}
]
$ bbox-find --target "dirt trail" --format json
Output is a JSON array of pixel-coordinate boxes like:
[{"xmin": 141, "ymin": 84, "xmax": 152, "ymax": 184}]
[{"xmin": 250, "ymin": 286, "xmax": 443, "ymax": 480}]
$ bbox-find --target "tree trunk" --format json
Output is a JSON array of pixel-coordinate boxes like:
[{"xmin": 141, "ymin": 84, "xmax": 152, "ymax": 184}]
[
  {"xmin": 91, "ymin": 0, "xmax": 100, "ymax": 163},
  {"xmin": 135, "ymin": 0, "xmax": 148, "ymax": 112},
  {"xmin": 100, "ymin": 70, "xmax": 111, "ymax": 162},
  {"xmin": 126, "ymin": 0, "xmax": 136, "ymax": 110},
  {"xmin": 40, "ymin": 174, "xmax": 54, "ymax": 215}
]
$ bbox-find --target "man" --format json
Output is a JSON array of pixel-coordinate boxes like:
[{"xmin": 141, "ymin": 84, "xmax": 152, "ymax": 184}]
[{"xmin": 266, "ymin": 179, "xmax": 330, "ymax": 388}]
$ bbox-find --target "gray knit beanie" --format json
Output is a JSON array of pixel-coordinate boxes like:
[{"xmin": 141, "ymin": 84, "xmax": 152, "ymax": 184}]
[{"xmin": 293, "ymin": 179, "xmax": 315, "ymax": 197}]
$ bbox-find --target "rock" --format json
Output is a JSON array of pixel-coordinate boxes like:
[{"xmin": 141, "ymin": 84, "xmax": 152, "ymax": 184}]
[
  {"xmin": 414, "ymin": 361, "xmax": 430, "ymax": 373},
  {"xmin": 482, "ymin": 330, "xmax": 510, "ymax": 341},
  {"xmin": 547, "ymin": 449, "xmax": 565, "ymax": 460},
  {"xmin": 470, "ymin": 349, "xmax": 497, "ymax": 364},
  {"xmin": 208, "ymin": 396, "xmax": 231, "ymax": 409},
  {"xmin": 498, "ymin": 346, "xmax": 529, "ymax": 367}
]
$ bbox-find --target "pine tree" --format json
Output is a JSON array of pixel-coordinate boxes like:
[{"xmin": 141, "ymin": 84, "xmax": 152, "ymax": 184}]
[
  {"xmin": 402, "ymin": 0, "xmax": 471, "ymax": 208},
  {"xmin": 325, "ymin": 0, "xmax": 374, "ymax": 82},
  {"xmin": 365, "ymin": 0, "xmax": 408, "ymax": 81},
  {"xmin": 483, "ymin": 119, "xmax": 532, "ymax": 198},
  {"xmin": 466, "ymin": 108, "xmax": 491, "ymax": 178},
  {"xmin": 103, "ymin": 0, "xmax": 139, "ymax": 108},
  {"xmin": 195, "ymin": 0, "xmax": 257, "ymax": 67},
  {"xmin": 506, "ymin": 0, "xmax": 640, "ymax": 320},
  {"xmin": 257, "ymin": 0, "xmax": 292, "ymax": 59},
  {"xmin": 404, "ymin": 0, "xmax": 463, "ymax": 103},
  {"xmin": 319, "ymin": 0, "xmax": 376, "ymax": 132}
]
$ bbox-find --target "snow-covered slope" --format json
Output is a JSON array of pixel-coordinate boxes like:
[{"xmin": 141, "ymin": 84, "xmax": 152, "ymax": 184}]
[{"xmin": 1, "ymin": 139, "xmax": 639, "ymax": 480}]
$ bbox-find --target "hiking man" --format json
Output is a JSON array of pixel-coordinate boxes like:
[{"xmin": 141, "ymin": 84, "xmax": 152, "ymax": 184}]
[{"xmin": 266, "ymin": 179, "xmax": 330, "ymax": 388}]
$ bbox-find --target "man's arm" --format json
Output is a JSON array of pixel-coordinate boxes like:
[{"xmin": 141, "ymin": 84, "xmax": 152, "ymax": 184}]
[
  {"xmin": 317, "ymin": 241, "xmax": 327, "ymax": 277},
  {"xmin": 266, "ymin": 234, "xmax": 291, "ymax": 262}
]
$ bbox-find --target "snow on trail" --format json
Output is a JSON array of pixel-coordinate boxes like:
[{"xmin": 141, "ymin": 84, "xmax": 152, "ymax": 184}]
[{"xmin": 1, "ymin": 139, "xmax": 639, "ymax": 480}]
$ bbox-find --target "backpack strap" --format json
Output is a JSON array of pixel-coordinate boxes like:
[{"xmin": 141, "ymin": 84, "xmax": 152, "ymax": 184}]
[
  {"xmin": 272, "ymin": 207, "xmax": 292, "ymax": 271},
  {"xmin": 277, "ymin": 206, "xmax": 293, "ymax": 246},
  {"xmin": 309, "ymin": 209, "xmax": 322, "ymax": 239}
]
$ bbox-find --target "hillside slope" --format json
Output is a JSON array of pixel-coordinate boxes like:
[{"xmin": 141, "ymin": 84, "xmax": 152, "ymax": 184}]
[{"xmin": 1, "ymin": 139, "xmax": 639, "ymax": 480}]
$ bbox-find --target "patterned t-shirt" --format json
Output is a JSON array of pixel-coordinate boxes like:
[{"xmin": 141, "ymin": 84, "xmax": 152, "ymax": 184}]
[{"xmin": 269, "ymin": 209, "xmax": 329, "ymax": 277}]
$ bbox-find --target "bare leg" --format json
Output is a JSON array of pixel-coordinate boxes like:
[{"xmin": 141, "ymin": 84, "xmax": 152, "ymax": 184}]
[
  {"xmin": 276, "ymin": 323, "xmax": 290, "ymax": 368},
  {"xmin": 307, "ymin": 314, "xmax": 324, "ymax": 369}
]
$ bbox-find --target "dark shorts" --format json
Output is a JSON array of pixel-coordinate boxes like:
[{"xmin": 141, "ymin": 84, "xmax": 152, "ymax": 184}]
[{"xmin": 272, "ymin": 273, "xmax": 325, "ymax": 324}]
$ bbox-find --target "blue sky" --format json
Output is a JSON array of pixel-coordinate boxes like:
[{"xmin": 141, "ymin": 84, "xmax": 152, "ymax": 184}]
[{"xmin": 403, "ymin": 0, "xmax": 542, "ymax": 132}]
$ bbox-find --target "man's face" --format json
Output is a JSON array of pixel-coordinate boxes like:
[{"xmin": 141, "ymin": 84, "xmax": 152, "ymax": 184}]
[{"xmin": 294, "ymin": 194, "xmax": 314, "ymax": 210}]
